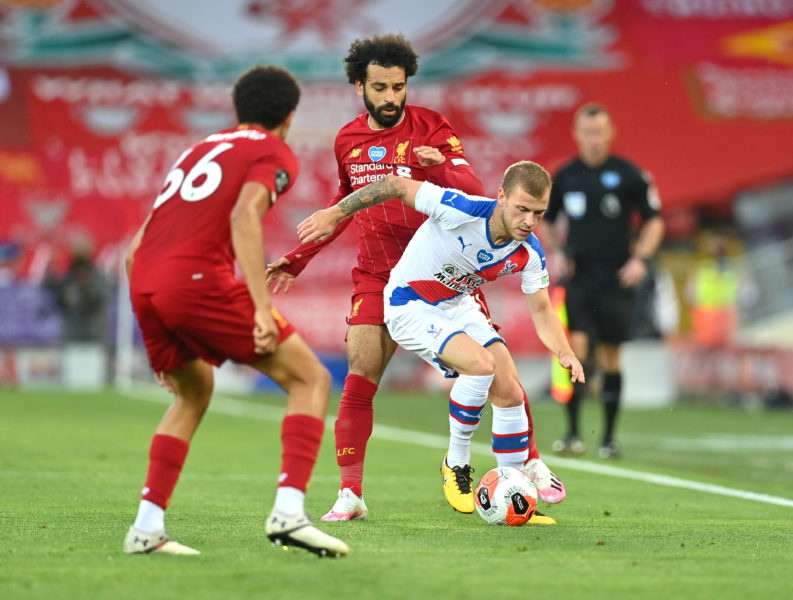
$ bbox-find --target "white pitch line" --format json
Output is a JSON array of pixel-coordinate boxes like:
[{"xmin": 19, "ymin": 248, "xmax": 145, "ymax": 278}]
[{"xmin": 120, "ymin": 387, "xmax": 793, "ymax": 508}]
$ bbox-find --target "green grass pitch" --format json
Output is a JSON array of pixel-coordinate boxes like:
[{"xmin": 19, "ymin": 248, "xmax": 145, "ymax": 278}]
[{"xmin": 1, "ymin": 386, "xmax": 792, "ymax": 600}]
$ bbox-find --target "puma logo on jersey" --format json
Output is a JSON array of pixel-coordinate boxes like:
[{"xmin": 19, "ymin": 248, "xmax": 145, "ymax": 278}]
[{"xmin": 458, "ymin": 236, "xmax": 472, "ymax": 251}]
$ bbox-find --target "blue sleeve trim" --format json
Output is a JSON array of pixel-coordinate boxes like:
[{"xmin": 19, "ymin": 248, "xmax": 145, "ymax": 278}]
[
  {"xmin": 440, "ymin": 190, "xmax": 495, "ymax": 218},
  {"xmin": 527, "ymin": 233, "xmax": 547, "ymax": 270}
]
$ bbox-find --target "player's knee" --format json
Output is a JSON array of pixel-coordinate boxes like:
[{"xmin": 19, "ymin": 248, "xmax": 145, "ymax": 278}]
[
  {"xmin": 467, "ymin": 352, "xmax": 497, "ymax": 377},
  {"xmin": 307, "ymin": 361, "xmax": 332, "ymax": 394},
  {"xmin": 490, "ymin": 378, "xmax": 524, "ymax": 408},
  {"xmin": 174, "ymin": 390, "xmax": 212, "ymax": 416},
  {"xmin": 347, "ymin": 356, "xmax": 383, "ymax": 382}
]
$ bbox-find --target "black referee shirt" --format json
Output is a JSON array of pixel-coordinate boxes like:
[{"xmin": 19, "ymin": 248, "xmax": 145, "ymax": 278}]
[{"xmin": 546, "ymin": 155, "xmax": 660, "ymax": 269}]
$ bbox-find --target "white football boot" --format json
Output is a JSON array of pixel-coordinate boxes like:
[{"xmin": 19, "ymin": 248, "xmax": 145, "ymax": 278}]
[
  {"xmin": 123, "ymin": 526, "xmax": 200, "ymax": 555},
  {"xmin": 321, "ymin": 488, "xmax": 369, "ymax": 522},
  {"xmin": 266, "ymin": 509, "xmax": 349, "ymax": 558},
  {"xmin": 524, "ymin": 458, "xmax": 567, "ymax": 504}
]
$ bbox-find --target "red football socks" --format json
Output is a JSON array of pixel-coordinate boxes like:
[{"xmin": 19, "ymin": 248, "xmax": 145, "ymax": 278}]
[
  {"xmin": 279, "ymin": 414, "xmax": 324, "ymax": 493},
  {"xmin": 141, "ymin": 434, "xmax": 189, "ymax": 509},
  {"xmin": 334, "ymin": 374, "xmax": 377, "ymax": 492}
]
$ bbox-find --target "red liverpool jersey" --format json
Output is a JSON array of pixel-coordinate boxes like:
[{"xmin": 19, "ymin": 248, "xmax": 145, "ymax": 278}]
[
  {"xmin": 131, "ymin": 125, "xmax": 298, "ymax": 293},
  {"xmin": 284, "ymin": 105, "xmax": 483, "ymax": 277}
]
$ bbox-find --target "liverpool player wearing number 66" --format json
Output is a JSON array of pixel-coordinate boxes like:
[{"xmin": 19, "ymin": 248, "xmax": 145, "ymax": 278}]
[
  {"xmin": 297, "ymin": 162, "xmax": 585, "ymax": 500},
  {"xmin": 123, "ymin": 65, "xmax": 348, "ymax": 558}
]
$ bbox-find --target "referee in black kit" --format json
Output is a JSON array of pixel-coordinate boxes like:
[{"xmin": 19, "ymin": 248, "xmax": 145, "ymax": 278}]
[{"xmin": 541, "ymin": 102, "xmax": 665, "ymax": 459}]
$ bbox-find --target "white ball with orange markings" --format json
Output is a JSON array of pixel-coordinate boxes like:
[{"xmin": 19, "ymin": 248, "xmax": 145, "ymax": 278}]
[{"xmin": 474, "ymin": 466, "xmax": 538, "ymax": 526}]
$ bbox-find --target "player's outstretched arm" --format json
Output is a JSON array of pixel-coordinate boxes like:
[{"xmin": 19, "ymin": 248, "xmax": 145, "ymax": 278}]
[
  {"xmin": 277, "ymin": 192, "xmax": 358, "ymax": 279},
  {"xmin": 526, "ymin": 288, "xmax": 585, "ymax": 384},
  {"xmin": 297, "ymin": 175, "xmax": 422, "ymax": 244}
]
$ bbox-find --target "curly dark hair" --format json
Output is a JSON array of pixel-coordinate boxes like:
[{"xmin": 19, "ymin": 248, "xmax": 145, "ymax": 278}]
[
  {"xmin": 344, "ymin": 33, "xmax": 419, "ymax": 85},
  {"xmin": 232, "ymin": 65, "xmax": 300, "ymax": 129}
]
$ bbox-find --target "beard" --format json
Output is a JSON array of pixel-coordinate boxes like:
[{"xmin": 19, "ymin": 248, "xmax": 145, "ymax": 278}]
[{"xmin": 363, "ymin": 94, "xmax": 406, "ymax": 128}]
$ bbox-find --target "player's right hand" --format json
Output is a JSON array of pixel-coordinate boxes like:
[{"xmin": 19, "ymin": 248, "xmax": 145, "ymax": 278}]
[
  {"xmin": 266, "ymin": 256, "xmax": 295, "ymax": 294},
  {"xmin": 253, "ymin": 307, "xmax": 279, "ymax": 355},
  {"xmin": 559, "ymin": 352, "xmax": 586, "ymax": 384},
  {"xmin": 559, "ymin": 353, "xmax": 586, "ymax": 383},
  {"xmin": 413, "ymin": 145, "xmax": 445, "ymax": 167},
  {"xmin": 297, "ymin": 208, "xmax": 337, "ymax": 243}
]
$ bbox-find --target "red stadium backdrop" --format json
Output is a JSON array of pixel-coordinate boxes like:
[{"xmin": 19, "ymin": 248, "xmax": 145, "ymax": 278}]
[{"xmin": 2, "ymin": 0, "xmax": 793, "ymax": 355}]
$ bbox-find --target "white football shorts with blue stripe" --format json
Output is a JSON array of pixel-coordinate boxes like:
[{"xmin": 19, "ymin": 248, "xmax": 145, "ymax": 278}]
[{"xmin": 384, "ymin": 292, "xmax": 503, "ymax": 378}]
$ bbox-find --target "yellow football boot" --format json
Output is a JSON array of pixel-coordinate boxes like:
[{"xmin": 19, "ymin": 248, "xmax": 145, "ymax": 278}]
[
  {"xmin": 441, "ymin": 454, "xmax": 475, "ymax": 513},
  {"xmin": 527, "ymin": 511, "xmax": 557, "ymax": 525}
]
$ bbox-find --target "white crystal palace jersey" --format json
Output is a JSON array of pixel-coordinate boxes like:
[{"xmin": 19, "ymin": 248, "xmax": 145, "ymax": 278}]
[{"xmin": 385, "ymin": 182, "xmax": 549, "ymax": 308}]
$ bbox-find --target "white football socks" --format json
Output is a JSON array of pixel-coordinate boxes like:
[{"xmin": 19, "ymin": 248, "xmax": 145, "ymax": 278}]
[
  {"xmin": 492, "ymin": 404, "xmax": 530, "ymax": 469},
  {"xmin": 133, "ymin": 499, "xmax": 165, "ymax": 533},
  {"xmin": 447, "ymin": 373, "xmax": 494, "ymax": 467},
  {"xmin": 273, "ymin": 485, "xmax": 305, "ymax": 516}
]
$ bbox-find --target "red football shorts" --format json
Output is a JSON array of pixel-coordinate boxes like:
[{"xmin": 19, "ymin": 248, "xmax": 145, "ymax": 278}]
[
  {"xmin": 346, "ymin": 267, "xmax": 499, "ymax": 331},
  {"xmin": 131, "ymin": 281, "xmax": 295, "ymax": 373},
  {"xmin": 347, "ymin": 268, "xmax": 389, "ymax": 326}
]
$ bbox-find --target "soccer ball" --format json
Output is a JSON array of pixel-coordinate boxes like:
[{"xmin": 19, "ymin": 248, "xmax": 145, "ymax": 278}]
[{"xmin": 474, "ymin": 467, "xmax": 538, "ymax": 526}]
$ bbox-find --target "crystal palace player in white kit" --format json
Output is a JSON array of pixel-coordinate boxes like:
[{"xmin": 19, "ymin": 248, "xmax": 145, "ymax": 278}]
[
  {"xmin": 268, "ymin": 35, "xmax": 566, "ymax": 521},
  {"xmin": 297, "ymin": 161, "xmax": 585, "ymax": 496}
]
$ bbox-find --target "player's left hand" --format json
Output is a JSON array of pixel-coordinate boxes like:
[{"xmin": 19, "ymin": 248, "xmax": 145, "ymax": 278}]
[
  {"xmin": 559, "ymin": 353, "xmax": 586, "ymax": 384},
  {"xmin": 618, "ymin": 256, "xmax": 647, "ymax": 288},
  {"xmin": 297, "ymin": 208, "xmax": 337, "ymax": 244},
  {"xmin": 266, "ymin": 256, "xmax": 296, "ymax": 294},
  {"xmin": 154, "ymin": 371, "xmax": 175, "ymax": 393},
  {"xmin": 413, "ymin": 146, "xmax": 445, "ymax": 167}
]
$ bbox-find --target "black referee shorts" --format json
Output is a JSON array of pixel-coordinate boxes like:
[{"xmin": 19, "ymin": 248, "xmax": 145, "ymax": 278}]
[{"xmin": 565, "ymin": 270, "xmax": 632, "ymax": 345}]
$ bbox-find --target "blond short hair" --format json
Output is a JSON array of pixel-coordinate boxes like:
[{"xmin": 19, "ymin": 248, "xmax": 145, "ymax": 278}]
[{"xmin": 502, "ymin": 161, "xmax": 551, "ymax": 198}]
